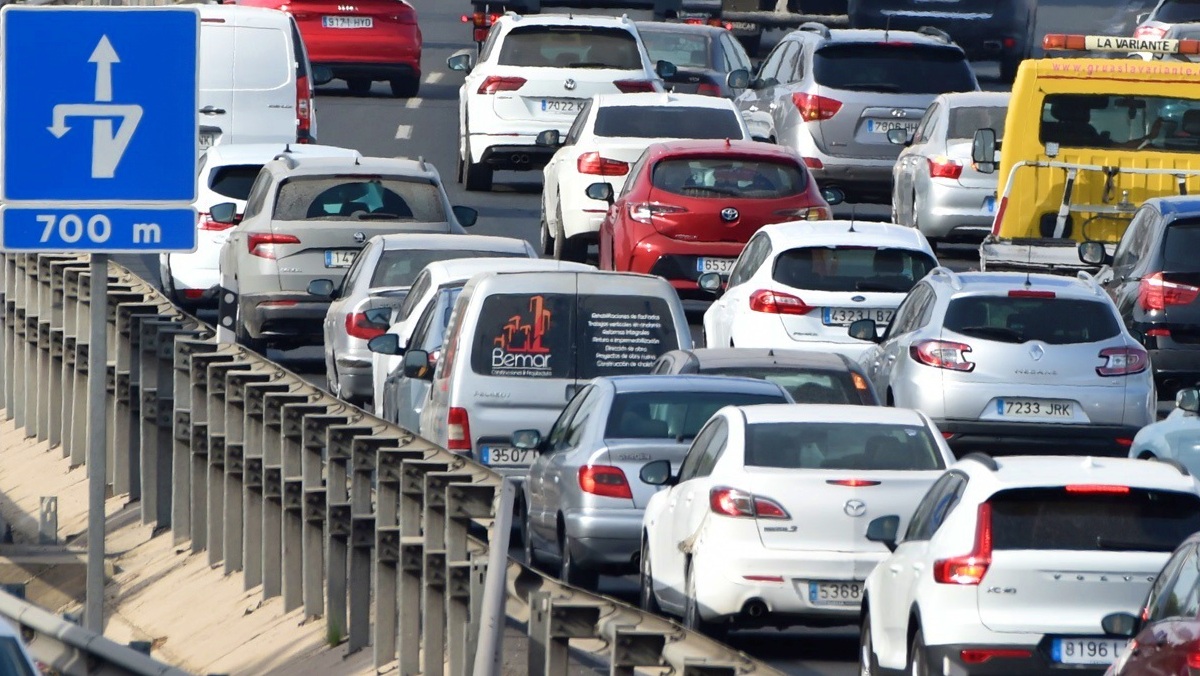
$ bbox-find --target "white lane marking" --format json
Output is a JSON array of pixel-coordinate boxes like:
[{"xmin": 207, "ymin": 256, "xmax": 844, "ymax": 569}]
[
  {"xmin": 395, "ymin": 124, "xmax": 413, "ymax": 140},
  {"xmin": 424, "ymin": 72, "xmax": 444, "ymax": 84},
  {"xmin": 405, "ymin": 97, "xmax": 423, "ymax": 109}
]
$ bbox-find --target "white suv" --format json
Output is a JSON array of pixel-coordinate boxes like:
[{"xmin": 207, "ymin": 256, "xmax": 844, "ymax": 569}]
[
  {"xmin": 447, "ymin": 13, "xmax": 672, "ymax": 192},
  {"xmin": 860, "ymin": 453, "xmax": 1200, "ymax": 676}
]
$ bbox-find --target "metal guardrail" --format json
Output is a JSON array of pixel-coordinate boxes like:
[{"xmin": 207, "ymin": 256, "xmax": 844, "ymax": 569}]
[{"xmin": 0, "ymin": 252, "xmax": 785, "ymax": 676}]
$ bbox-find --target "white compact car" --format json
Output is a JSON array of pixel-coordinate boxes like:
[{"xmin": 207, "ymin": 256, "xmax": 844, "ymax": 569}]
[
  {"xmin": 447, "ymin": 13, "xmax": 672, "ymax": 192},
  {"xmin": 639, "ymin": 404, "xmax": 954, "ymax": 637},
  {"xmin": 701, "ymin": 220, "xmax": 938, "ymax": 360},
  {"xmin": 539, "ymin": 91, "xmax": 751, "ymax": 261},
  {"xmin": 860, "ymin": 454, "xmax": 1200, "ymax": 676},
  {"xmin": 1129, "ymin": 385, "xmax": 1200, "ymax": 475}
]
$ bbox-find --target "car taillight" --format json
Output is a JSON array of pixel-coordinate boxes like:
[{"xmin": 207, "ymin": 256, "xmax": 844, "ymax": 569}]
[
  {"xmin": 773, "ymin": 207, "xmax": 831, "ymax": 221},
  {"xmin": 1097, "ymin": 346, "xmax": 1149, "ymax": 377},
  {"xmin": 296, "ymin": 74, "xmax": 312, "ymax": 142},
  {"xmin": 960, "ymin": 649, "xmax": 1032, "ymax": 664},
  {"xmin": 345, "ymin": 312, "xmax": 385, "ymax": 340},
  {"xmin": 578, "ymin": 465, "xmax": 633, "ymax": 499},
  {"xmin": 627, "ymin": 201, "xmax": 687, "ymax": 224},
  {"xmin": 462, "ymin": 11, "xmax": 500, "ymax": 41},
  {"xmin": 910, "ymin": 340, "xmax": 974, "ymax": 372},
  {"xmin": 934, "ymin": 503, "xmax": 992, "ymax": 585},
  {"xmin": 477, "ymin": 76, "xmax": 525, "ymax": 95},
  {"xmin": 851, "ymin": 371, "xmax": 874, "ymax": 404},
  {"xmin": 748, "ymin": 289, "xmax": 812, "ymax": 315},
  {"xmin": 928, "ymin": 156, "xmax": 963, "ymax": 180},
  {"xmin": 709, "ymin": 487, "xmax": 790, "ymax": 519},
  {"xmin": 1187, "ymin": 650, "xmax": 1200, "ymax": 669},
  {"xmin": 577, "ymin": 152, "xmax": 629, "ymax": 176},
  {"xmin": 447, "ymin": 407, "xmax": 470, "ymax": 452},
  {"xmin": 1008, "ymin": 289, "xmax": 1055, "ymax": 298},
  {"xmin": 826, "ymin": 479, "xmax": 881, "ymax": 487},
  {"xmin": 198, "ymin": 211, "xmax": 238, "ymax": 231},
  {"xmin": 247, "ymin": 233, "xmax": 300, "ymax": 259},
  {"xmin": 803, "ymin": 157, "xmax": 824, "ymax": 169},
  {"xmin": 696, "ymin": 82, "xmax": 721, "ymax": 97},
  {"xmin": 614, "ymin": 79, "xmax": 656, "ymax": 93},
  {"xmin": 1138, "ymin": 272, "xmax": 1200, "ymax": 311},
  {"xmin": 1065, "ymin": 484, "xmax": 1130, "ymax": 494},
  {"xmin": 792, "ymin": 93, "xmax": 842, "ymax": 121}
]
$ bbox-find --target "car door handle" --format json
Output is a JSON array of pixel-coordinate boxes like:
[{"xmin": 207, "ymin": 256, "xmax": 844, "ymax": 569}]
[
  {"xmin": 889, "ymin": 564, "xmax": 902, "ymax": 574},
  {"xmin": 199, "ymin": 106, "xmax": 226, "ymax": 115},
  {"xmin": 912, "ymin": 562, "xmax": 925, "ymax": 571}
]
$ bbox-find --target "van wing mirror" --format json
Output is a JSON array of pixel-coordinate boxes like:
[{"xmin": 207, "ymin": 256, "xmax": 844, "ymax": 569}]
[{"xmin": 972, "ymin": 128, "xmax": 997, "ymax": 174}]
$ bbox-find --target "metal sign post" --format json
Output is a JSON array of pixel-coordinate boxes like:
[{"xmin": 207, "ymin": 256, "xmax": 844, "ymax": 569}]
[{"xmin": 0, "ymin": 6, "xmax": 200, "ymax": 632}]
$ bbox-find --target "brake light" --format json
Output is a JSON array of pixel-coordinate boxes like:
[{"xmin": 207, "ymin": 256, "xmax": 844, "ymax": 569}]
[
  {"xmin": 748, "ymin": 289, "xmax": 813, "ymax": 315},
  {"xmin": 345, "ymin": 312, "xmax": 385, "ymax": 341},
  {"xmin": 1065, "ymin": 484, "xmax": 1130, "ymax": 494},
  {"xmin": 182, "ymin": 289, "xmax": 205, "ymax": 300},
  {"xmin": 803, "ymin": 157, "xmax": 824, "ymax": 169},
  {"xmin": 933, "ymin": 503, "xmax": 992, "ymax": 585},
  {"xmin": 247, "ymin": 233, "xmax": 300, "ymax": 259},
  {"xmin": 447, "ymin": 407, "xmax": 471, "ymax": 452},
  {"xmin": 614, "ymin": 79, "xmax": 656, "ymax": 93},
  {"xmin": 960, "ymin": 649, "xmax": 1032, "ymax": 664},
  {"xmin": 792, "ymin": 93, "xmax": 842, "ymax": 121},
  {"xmin": 1116, "ymin": 437, "xmax": 1134, "ymax": 447},
  {"xmin": 477, "ymin": 76, "xmax": 525, "ymax": 95},
  {"xmin": 1187, "ymin": 651, "xmax": 1200, "ymax": 669},
  {"xmin": 709, "ymin": 487, "xmax": 790, "ymax": 519},
  {"xmin": 1096, "ymin": 346, "xmax": 1149, "ymax": 377},
  {"xmin": 198, "ymin": 211, "xmax": 238, "ymax": 231},
  {"xmin": 1138, "ymin": 272, "xmax": 1200, "ymax": 311},
  {"xmin": 851, "ymin": 372, "xmax": 874, "ymax": 404},
  {"xmin": 578, "ymin": 465, "xmax": 633, "ymax": 499},
  {"xmin": 910, "ymin": 340, "xmax": 974, "ymax": 372},
  {"xmin": 463, "ymin": 10, "xmax": 501, "ymax": 40},
  {"xmin": 826, "ymin": 479, "xmax": 881, "ymax": 487},
  {"xmin": 1008, "ymin": 289, "xmax": 1055, "ymax": 298},
  {"xmin": 577, "ymin": 152, "xmax": 629, "ymax": 176},
  {"xmin": 696, "ymin": 82, "xmax": 722, "ymax": 97},
  {"xmin": 773, "ymin": 207, "xmax": 831, "ymax": 221},
  {"xmin": 1147, "ymin": 327, "xmax": 1171, "ymax": 337},
  {"xmin": 627, "ymin": 202, "xmax": 687, "ymax": 224},
  {"xmin": 928, "ymin": 156, "xmax": 962, "ymax": 180},
  {"xmin": 295, "ymin": 74, "xmax": 312, "ymax": 142}
]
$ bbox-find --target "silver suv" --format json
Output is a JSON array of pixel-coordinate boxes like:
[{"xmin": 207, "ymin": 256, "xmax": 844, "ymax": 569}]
[
  {"xmin": 734, "ymin": 23, "xmax": 978, "ymax": 204},
  {"xmin": 849, "ymin": 268, "xmax": 1156, "ymax": 457}
]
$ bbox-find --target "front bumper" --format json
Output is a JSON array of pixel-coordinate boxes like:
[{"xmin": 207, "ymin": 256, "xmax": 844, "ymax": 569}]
[
  {"xmin": 937, "ymin": 419, "xmax": 1142, "ymax": 458},
  {"xmin": 563, "ymin": 509, "xmax": 643, "ymax": 574},
  {"xmin": 240, "ymin": 292, "xmax": 330, "ymax": 344}
]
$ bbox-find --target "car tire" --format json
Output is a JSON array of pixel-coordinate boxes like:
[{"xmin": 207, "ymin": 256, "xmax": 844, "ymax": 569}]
[
  {"xmin": 860, "ymin": 611, "xmax": 880, "ymax": 676},
  {"xmin": 908, "ymin": 628, "xmax": 929, "ymax": 676},
  {"xmin": 347, "ymin": 78, "xmax": 372, "ymax": 96},
  {"xmin": 683, "ymin": 559, "xmax": 727, "ymax": 640},
  {"xmin": 553, "ymin": 206, "xmax": 587, "ymax": 262},
  {"xmin": 463, "ymin": 141, "xmax": 493, "ymax": 192},
  {"xmin": 390, "ymin": 77, "xmax": 419, "ymax": 98},
  {"xmin": 999, "ymin": 55, "xmax": 1021, "ymax": 84},
  {"xmin": 638, "ymin": 536, "xmax": 661, "ymax": 614},
  {"xmin": 540, "ymin": 210, "xmax": 554, "ymax": 256},
  {"xmin": 522, "ymin": 507, "xmax": 543, "ymax": 569},
  {"xmin": 235, "ymin": 310, "xmax": 265, "ymax": 354},
  {"xmin": 559, "ymin": 533, "xmax": 599, "ymax": 590}
]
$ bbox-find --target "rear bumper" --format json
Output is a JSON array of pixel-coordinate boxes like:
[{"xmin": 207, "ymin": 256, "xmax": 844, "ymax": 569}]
[
  {"xmin": 564, "ymin": 509, "xmax": 642, "ymax": 574},
  {"xmin": 936, "ymin": 419, "xmax": 1141, "ymax": 458},
  {"xmin": 240, "ymin": 292, "xmax": 330, "ymax": 343},
  {"xmin": 919, "ymin": 179, "xmax": 998, "ymax": 241},
  {"xmin": 805, "ymin": 156, "xmax": 895, "ymax": 201},
  {"xmin": 476, "ymin": 141, "xmax": 557, "ymax": 171},
  {"xmin": 924, "ymin": 641, "xmax": 1109, "ymax": 676},
  {"xmin": 318, "ymin": 61, "xmax": 420, "ymax": 82},
  {"xmin": 1146, "ymin": 345, "xmax": 1200, "ymax": 394},
  {"xmin": 635, "ymin": 237, "xmax": 746, "ymax": 299}
]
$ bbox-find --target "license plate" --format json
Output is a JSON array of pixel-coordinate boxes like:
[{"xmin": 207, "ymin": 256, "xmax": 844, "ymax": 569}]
[
  {"xmin": 985, "ymin": 196, "xmax": 995, "ymax": 213},
  {"xmin": 540, "ymin": 98, "xmax": 585, "ymax": 114},
  {"xmin": 866, "ymin": 119, "xmax": 918, "ymax": 134},
  {"xmin": 199, "ymin": 132, "xmax": 217, "ymax": 149},
  {"xmin": 481, "ymin": 445, "xmax": 535, "ymax": 467},
  {"xmin": 696, "ymin": 257, "xmax": 736, "ymax": 275},
  {"xmin": 823, "ymin": 307, "xmax": 895, "ymax": 326},
  {"xmin": 325, "ymin": 250, "xmax": 357, "ymax": 268},
  {"xmin": 808, "ymin": 581, "xmax": 863, "ymax": 605},
  {"xmin": 1051, "ymin": 637, "xmax": 1129, "ymax": 665},
  {"xmin": 997, "ymin": 398, "xmax": 1073, "ymax": 418},
  {"xmin": 323, "ymin": 16, "xmax": 372, "ymax": 28}
]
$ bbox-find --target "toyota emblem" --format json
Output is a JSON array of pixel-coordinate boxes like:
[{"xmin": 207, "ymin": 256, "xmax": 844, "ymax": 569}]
[
  {"xmin": 844, "ymin": 500, "xmax": 867, "ymax": 517},
  {"xmin": 353, "ymin": 231, "xmax": 366, "ymax": 243},
  {"xmin": 890, "ymin": 109, "xmax": 908, "ymax": 118},
  {"xmin": 564, "ymin": 78, "xmax": 576, "ymax": 91},
  {"xmin": 720, "ymin": 207, "xmax": 739, "ymax": 222}
]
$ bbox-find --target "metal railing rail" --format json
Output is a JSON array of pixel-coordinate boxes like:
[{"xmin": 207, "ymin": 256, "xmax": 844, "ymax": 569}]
[{"xmin": 0, "ymin": 252, "xmax": 785, "ymax": 676}]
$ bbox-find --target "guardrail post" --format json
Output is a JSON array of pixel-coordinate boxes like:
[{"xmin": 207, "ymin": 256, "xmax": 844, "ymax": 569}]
[
  {"xmin": 114, "ymin": 303, "xmax": 162, "ymax": 500},
  {"xmin": 299, "ymin": 413, "xmax": 354, "ymax": 622},
  {"xmin": 260, "ymin": 391, "xmax": 315, "ymax": 601},
  {"xmin": 103, "ymin": 286, "xmax": 141, "ymax": 494},
  {"xmin": 397, "ymin": 459, "xmax": 447, "ymax": 674},
  {"xmin": 0, "ymin": 254, "xmax": 9, "ymax": 416},
  {"xmin": 65, "ymin": 266, "xmax": 88, "ymax": 463},
  {"xmin": 610, "ymin": 628, "xmax": 667, "ymax": 676},
  {"xmin": 528, "ymin": 594, "xmax": 602, "ymax": 676},
  {"xmin": 204, "ymin": 357, "xmax": 253, "ymax": 566},
  {"xmin": 223, "ymin": 367, "xmax": 275, "ymax": 576},
  {"xmin": 280, "ymin": 402, "xmax": 329, "ymax": 612},
  {"xmin": 47, "ymin": 259, "xmax": 87, "ymax": 450},
  {"xmin": 373, "ymin": 441, "xmax": 425, "ymax": 669},
  {"xmin": 142, "ymin": 318, "xmax": 193, "ymax": 528},
  {"xmin": 33, "ymin": 256, "xmax": 66, "ymax": 443},
  {"xmin": 176, "ymin": 340, "xmax": 225, "ymax": 553},
  {"xmin": 422, "ymin": 469, "xmax": 473, "ymax": 676},
  {"xmin": 13, "ymin": 256, "xmax": 30, "ymax": 433},
  {"xmin": 240, "ymin": 381, "xmax": 292, "ymax": 591},
  {"xmin": 445, "ymin": 482, "xmax": 494, "ymax": 676}
]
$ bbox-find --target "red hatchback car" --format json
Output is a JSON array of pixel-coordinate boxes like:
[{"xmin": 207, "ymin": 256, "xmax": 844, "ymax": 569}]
[
  {"xmin": 590, "ymin": 139, "xmax": 842, "ymax": 300},
  {"xmin": 241, "ymin": 0, "xmax": 422, "ymax": 97}
]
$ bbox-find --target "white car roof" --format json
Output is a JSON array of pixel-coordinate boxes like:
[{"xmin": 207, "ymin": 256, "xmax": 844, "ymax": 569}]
[
  {"xmin": 934, "ymin": 91, "xmax": 1011, "ymax": 107},
  {"xmin": 958, "ymin": 455, "xmax": 1200, "ymax": 494},
  {"xmin": 497, "ymin": 12, "xmax": 637, "ymax": 29},
  {"xmin": 737, "ymin": 404, "xmax": 930, "ymax": 426},
  {"xmin": 202, "ymin": 143, "xmax": 361, "ymax": 166},
  {"xmin": 196, "ymin": 4, "xmax": 293, "ymax": 23},
  {"xmin": 591, "ymin": 92, "xmax": 740, "ymax": 110},
  {"xmin": 424, "ymin": 258, "xmax": 591, "ymax": 287},
  {"xmin": 272, "ymin": 155, "xmax": 440, "ymax": 180},
  {"xmin": 760, "ymin": 220, "xmax": 933, "ymax": 253},
  {"xmin": 373, "ymin": 233, "xmax": 531, "ymax": 253}
]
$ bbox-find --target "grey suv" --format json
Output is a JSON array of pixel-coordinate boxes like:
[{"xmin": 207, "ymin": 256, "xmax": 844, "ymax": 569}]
[
  {"xmin": 734, "ymin": 23, "xmax": 979, "ymax": 204},
  {"xmin": 848, "ymin": 268, "xmax": 1156, "ymax": 457}
]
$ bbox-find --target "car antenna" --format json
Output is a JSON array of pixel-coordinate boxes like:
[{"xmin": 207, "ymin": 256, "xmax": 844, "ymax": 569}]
[
  {"xmin": 418, "ymin": 155, "xmax": 427, "ymax": 171},
  {"xmin": 848, "ymin": 204, "xmax": 857, "ymax": 232},
  {"xmin": 284, "ymin": 143, "xmax": 291, "ymax": 153},
  {"xmin": 354, "ymin": 156, "xmax": 360, "ymax": 165},
  {"xmin": 884, "ymin": 15, "xmax": 891, "ymax": 43}
]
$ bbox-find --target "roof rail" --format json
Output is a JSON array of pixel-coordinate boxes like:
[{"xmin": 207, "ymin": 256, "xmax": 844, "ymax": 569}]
[
  {"xmin": 798, "ymin": 21, "xmax": 831, "ymax": 39},
  {"xmin": 1075, "ymin": 270, "xmax": 1104, "ymax": 296},
  {"xmin": 917, "ymin": 26, "xmax": 952, "ymax": 43},
  {"xmin": 1151, "ymin": 456, "xmax": 1191, "ymax": 477},
  {"xmin": 961, "ymin": 452, "xmax": 999, "ymax": 471},
  {"xmin": 504, "ymin": 10, "xmax": 521, "ymax": 20},
  {"xmin": 273, "ymin": 153, "xmax": 300, "ymax": 169},
  {"xmin": 929, "ymin": 266, "xmax": 963, "ymax": 290}
]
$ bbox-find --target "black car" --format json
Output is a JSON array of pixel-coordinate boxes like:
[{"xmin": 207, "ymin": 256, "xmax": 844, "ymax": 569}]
[
  {"xmin": 847, "ymin": 0, "xmax": 1036, "ymax": 82},
  {"xmin": 634, "ymin": 21, "xmax": 754, "ymax": 98},
  {"xmin": 649, "ymin": 347, "xmax": 881, "ymax": 404}
]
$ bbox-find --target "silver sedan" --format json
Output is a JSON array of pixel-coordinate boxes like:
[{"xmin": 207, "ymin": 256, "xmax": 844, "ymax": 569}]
[
  {"xmin": 889, "ymin": 91, "xmax": 1010, "ymax": 248},
  {"xmin": 512, "ymin": 374, "xmax": 792, "ymax": 590}
]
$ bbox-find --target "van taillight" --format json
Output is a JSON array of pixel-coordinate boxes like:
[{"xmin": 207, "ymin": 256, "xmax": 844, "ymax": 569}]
[
  {"xmin": 296, "ymin": 74, "xmax": 312, "ymax": 143},
  {"xmin": 448, "ymin": 407, "xmax": 471, "ymax": 452}
]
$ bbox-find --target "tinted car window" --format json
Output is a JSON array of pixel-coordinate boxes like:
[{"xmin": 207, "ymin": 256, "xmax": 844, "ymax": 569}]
[
  {"xmin": 772, "ymin": 246, "xmax": 936, "ymax": 293},
  {"xmin": 274, "ymin": 177, "xmax": 445, "ymax": 221},
  {"xmin": 1163, "ymin": 221, "xmax": 1200, "ymax": 272},
  {"xmin": 370, "ymin": 250, "xmax": 524, "ymax": 288},
  {"xmin": 210, "ymin": 165, "xmax": 263, "ymax": 200},
  {"xmin": 578, "ymin": 294, "xmax": 679, "ymax": 378},
  {"xmin": 743, "ymin": 422, "xmax": 944, "ymax": 470},
  {"xmin": 989, "ymin": 487, "xmax": 1200, "ymax": 552},
  {"xmin": 812, "ymin": 44, "xmax": 975, "ymax": 95},
  {"xmin": 1041, "ymin": 94, "xmax": 1200, "ymax": 152},
  {"xmin": 943, "ymin": 296, "xmax": 1121, "ymax": 345},
  {"xmin": 498, "ymin": 26, "xmax": 642, "ymax": 69},
  {"xmin": 593, "ymin": 106, "xmax": 744, "ymax": 139},
  {"xmin": 707, "ymin": 366, "xmax": 862, "ymax": 404},
  {"xmin": 639, "ymin": 30, "xmax": 711, "ymax": 69},
  {"xmin": 652, "ymin": 157, "xmax": 808, "ymax": 198},
  {"xmin": 947, "ymin": 106, "xmax": 1008, "ymax": 140},
  {"xmin": 605, "ymin": 390, "xmax": 786, "ymax": 440},
  {"xmin": 1156, "ymin": 0, "xmax": 1200, "ymax": 22}
]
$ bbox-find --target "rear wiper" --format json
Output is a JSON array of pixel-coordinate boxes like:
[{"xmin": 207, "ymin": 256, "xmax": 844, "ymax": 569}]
[
  {"xmin": 683, "ymin": 185, "xmax": 740, "ymax": 196},
  {"xmin": 568, "ymin": 62, "xmax": 618, "ymax": 69},
  {"xmin": 855, "ymin": 281, "xmax": 905, "ymax": 292},
  {"xmin": 838, "ymin": 82, "xmax": 901, "ymax": 92},
  {"xmin": 955, "ymin": 325, "xmax": 1024, "ymax": 343},
  {"xmin": 1096, "ymin": 537, "xmax": 1175, "ymax": 552},
  {"xmin": 351, "ymin": 212, "xmax": 410, "ymax": 221}
]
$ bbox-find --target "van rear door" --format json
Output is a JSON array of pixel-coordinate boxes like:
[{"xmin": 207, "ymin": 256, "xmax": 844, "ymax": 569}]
[
  {"xmin": 232, "ymin": 12, "xmax": 297, "ymax": 145},
  {"xmin": 198, "ymin": 16, "xmax": 237, "ymax": 149}
]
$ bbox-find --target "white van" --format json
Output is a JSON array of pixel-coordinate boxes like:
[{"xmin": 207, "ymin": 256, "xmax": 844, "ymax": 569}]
[
  {"xmin": 411, "ymin": 270, "xmax": 693, "ymax": 478},
  {"xmin": 197, "ymin": 4, "xmax": 324, "ymax": 150}
]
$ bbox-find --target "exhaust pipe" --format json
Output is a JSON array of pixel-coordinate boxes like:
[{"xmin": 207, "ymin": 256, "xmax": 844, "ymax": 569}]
[
  {"xmin": 983, "ymin": 40, "xmax": 1002, "ymax": 50},
  {"xmin": 510, "ymin": 153, "xmax": 530, "ymax": 165},
  {"xmin": 742, "ymin": 599, "xmax": 768, "ymax": 619}
]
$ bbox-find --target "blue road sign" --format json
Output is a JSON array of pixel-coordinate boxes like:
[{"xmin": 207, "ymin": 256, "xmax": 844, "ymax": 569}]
[
  {"xmin": 1, "ymin": 6, "xmax": 199, "ymax": 205},
  {"xmin": 1, "ymin": 207, "xmax": 197, "ymax": 253}
]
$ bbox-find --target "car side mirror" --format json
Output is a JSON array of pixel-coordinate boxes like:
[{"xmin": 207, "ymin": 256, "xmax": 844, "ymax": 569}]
[
  {"xmin": 1078, "ymin": 241, "xmax": 1113, "ymax": 266},
  {"xmin": 306, "ymin": 278, "xmax": 336, "ymax": 300},
  {"xmin": 639, "ymin": 459, "xmax": 676, "ymax": 486},
  {"xmin": 697, "ymin": 271, "xmax": 724, "ymax": 298},
  {"xmin": 1101, "ymin": 611, "xmax": 1141, "ymax": 638},
  {"xmin": 452, "ymin": 205, "xmax": 478, "ymax": 227},
  {"xmin": 821, "ymin": 186, "xmax": 845, "ymax": 206},
  {"xmin": 447, "ymin": 50, "xmax": 474, "ymax": 73},
  {"xmin": 866, "ymin": 515, "xmax": 900, "ymax": 552},
  {"xmin": 1178, "ymin": 387, "xmax": 1200, "ymax": 413},
  {"xmin": 849, "ymin": 318, "xmax": 880, "ymax": 343},
  {"xmin": 512, "ymin": 429, "xmax": 543, "ymax": 451},
  {"xmin": 585, "ymin": 182, "xmax": 614, "ymax": 205},
  {"xmin": 656, "ymin": 60, "xmax": 677, "ymax": 79},
  {"xmin": 363, "ymin": 307, "xmax": 391, "ymax": 328},
  {"xmin": 535, "ymin": 129, "xmax": 561, "ymax": 147},
  {"xmin": 887, "ymin": 127, "xmax": 911, "ymax": 146},
  {"xmin": 367, "ymin": 333, "xmax": 402, "ymax": 355},
  {"xmin": 726, "ymin": 68, "xmax": 750, "ymax": 90},
  {"xmin": 972, "ymin": 128, "xmax": 997, "ymax": 174},
  {"xmin": 402, "ymin": 349, "xmax": 433, "ymax": 380},
  {"xmin": 210, "ymin": 202, "xmax": 238, "ymax": 224},
  {"xmin": 311, "ymin": 65, "xmax": 334, "ymax": 86}
]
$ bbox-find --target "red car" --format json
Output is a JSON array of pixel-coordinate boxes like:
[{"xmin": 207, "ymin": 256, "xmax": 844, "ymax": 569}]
[
  {"xmin": 591, "ymin": 139, "xmax": 841, "ymax": 300},
  {"xmin": 240, "ymin": 0, "xmax": 421, "ymax": 98}
]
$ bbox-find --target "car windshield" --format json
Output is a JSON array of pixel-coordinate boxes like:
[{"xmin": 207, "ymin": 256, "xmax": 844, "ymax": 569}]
[
  {"xmin": 1040, "ymin": 93, "xmax": 1200, "ymax": 152},
  {"xmin": 498, "ymin": 26, "xmax": 643, "ymax": 69},
  {"xmin": 706, "ymin": 367, "xmax": 865, "ymax": 404},
  {"xmin": 1164, "ymin": 221, "xmax": 1200, "ymax": 272},
  {"xmin": 209, "ymin": 165, "xmax": 262, "ymax": 200},
  {"xmin": 638, "ymin": 30, "xmax": 711, "ymax": 69},
  {"xmin": 947, "ymin": 106, "xmax": 1008, "ymax": 140},
  {"xmin": 651, "ymin": 157, "xmax": 807, "ymax": 198},
  {"xmin": 273, "ymin": 176, "xmax": 446, "ymax": 222},
  {"xmin": 743, "ymin": 421, "xmax": 944, "ymax": 470},
  {"xmin": 370, "ymin": 250, "xmax": 525, "ymax": 288},
  {"xmin": 772, "ymin": 246, "xmax": 936, "ymax": 293},
  {"xmin": 605, "ymin": 390, "xmax": 787, "ymax": 440},
  {"xmin": 593, "ymin": 106, "xmax": 743, "ymax": 139},
  {"xmin": 943, "ymin": 295, "xmax": 1121, "ymax": 345},
  {"xmin": 1156, "ymin": 0, "xmax": 1200, "ymax": 22},
  {"xmin": 0, "ymin": 638, "xmax": 34, "ymax": 676},
  {"xmin": 990, "ymin": 487, "xmax": 1200, "ymax": 552},
  {"xmin": 812, "ymin": 43, "xmax": 975, "ymax": 95}
]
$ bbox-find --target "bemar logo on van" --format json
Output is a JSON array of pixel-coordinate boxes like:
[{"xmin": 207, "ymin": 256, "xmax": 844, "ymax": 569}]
[{"xmin": 491, "ymin": 295, "xmax": 554, "ymax": 374}]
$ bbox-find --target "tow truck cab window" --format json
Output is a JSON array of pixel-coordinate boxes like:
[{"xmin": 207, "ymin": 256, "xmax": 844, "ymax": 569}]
[{"xmin": 1040, "ymin": 93, "xmax": 1200, "ymax": 152}]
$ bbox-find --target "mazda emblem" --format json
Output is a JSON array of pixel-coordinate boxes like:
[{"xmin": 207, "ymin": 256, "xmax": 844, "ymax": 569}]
[
  {"xmin": 890, "ymin": 109, "xmax": 907, "ymax": 118},
  {"xmin": 720, "ymin": 207, "xmax": 739, "ymax": 222},
  {"xmin": 844, "ymin": 500, "xmax": 866, "ymax": 517},
  {"xmin": 1029, "ymin": 343, "xmax": 1044, "ymax": 361},
  {"xmin": 353, "ymin": 231, "xmax": 366, "ymax": 243},
  {"xmin": 564, "ymin": 78, "xmax": 576, "ymax": 91}
]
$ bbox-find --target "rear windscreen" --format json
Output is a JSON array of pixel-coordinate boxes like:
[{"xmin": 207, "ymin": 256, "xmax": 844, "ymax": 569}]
[
  {"xmin": 707, "ymin": 367, "xmax": 862, "ymax": 404},
  {"xmin": 498, "ymin": 26, "xmax": 642, "ymax": 69},
  {"xmin": 605, "ymin": 390, "xmax": 786, "ymax": 440},
  {"xmin": 652, "ymin": 157, "xmax": 807, "ymax": 198},
  {"xmin": 743, "ymin": 421, "xmax": 944, "ymax": 470},
  {"xmin": 948, "ymin": 106, "xmax": 1008, "ymax": 140},
  {"xmin": 1156, "ymin": 0, "xmax": 1200, "ymax": 22},
  {"xmin": 370, "ymin": 250, "xmax": 525, "ymax": 288},
  {"xmin": 812, "ymin": 43, "xmax": 975, "ymax": 95},
  {"xmin": 638, "ymin": 30, "xmax": 711, "ymax": 69},
  {"xmin": 209, "ymin": 165, "xmax": 262, "ymax": 201},
  {"xmin": 1164, "ymin": 221, "xmax": 1200, "ymax": 273},
  {"xmin": 944, "ymin": 296, "xmax": 1121, "ymax": 345},
  {"xmin": 273, "ymin": 176, "xmax": 445, "ymax": 222},
  {"xmin": 1040, "ymin": 93, "xmax": 1200, "ymax": 152},
  {"xmin": 772, "ymin": 246, "xmax": 936, "ymax": 293},
  {"xmin": 990, "ymin": 487, "xmax": 1200, "ymax": 552},
  {"xmin": 593, "ymin": 106, "xmax": 743, "ymax": 139}
]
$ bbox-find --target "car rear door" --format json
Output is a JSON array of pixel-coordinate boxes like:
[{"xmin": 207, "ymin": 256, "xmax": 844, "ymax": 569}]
[
  {"xmin": 231, "ymin": 14, "xmax": 297, "ymax": 145},
  {"xmin": 573, "ymin": 272, "xmax": 692, "ymax": 382},
  {"xmin": 198, "ymin": 16, "xmax": 237, "ymax": 149}
]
